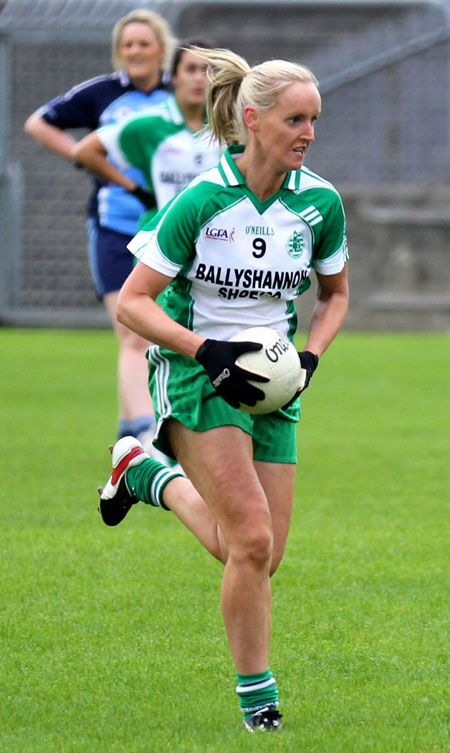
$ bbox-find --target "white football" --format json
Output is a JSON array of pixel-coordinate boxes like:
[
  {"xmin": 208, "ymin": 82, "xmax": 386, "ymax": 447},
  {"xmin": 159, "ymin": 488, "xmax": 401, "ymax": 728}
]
[{"xmin": 229, "ymin": 326, "xmax": 302, "ymax": 414}]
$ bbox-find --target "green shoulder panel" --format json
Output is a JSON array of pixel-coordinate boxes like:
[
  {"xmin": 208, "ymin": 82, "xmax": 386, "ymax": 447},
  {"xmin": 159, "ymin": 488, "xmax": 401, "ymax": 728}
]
[
  {"xmin": 147, "ymin": 172, "xmax": 242, "ymax": 267},
  {"xmin": 283, "ymin": 183, "xmax": 346, "ymax": 262},
  {"xmin": 118, "ymin": 113, "xmax": 179, "ymax": 176}
]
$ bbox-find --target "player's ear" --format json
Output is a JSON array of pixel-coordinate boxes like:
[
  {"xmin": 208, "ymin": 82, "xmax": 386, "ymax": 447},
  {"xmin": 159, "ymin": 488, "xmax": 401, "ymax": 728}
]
[{"xmin": 243, "ymin": 105, "xmax": 260, "ymax": 132}]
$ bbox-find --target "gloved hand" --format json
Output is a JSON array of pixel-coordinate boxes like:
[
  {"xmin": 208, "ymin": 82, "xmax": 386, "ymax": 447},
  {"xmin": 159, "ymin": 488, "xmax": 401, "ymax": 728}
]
[
  {"xmin": 281, "ymin": 350, "xmax": 319, "ymax": 409},
  {"xmin": 129, "ymin": 185, "xmax": 155, "ymax": 209},
  {"xmin": 298, "ymin": 350, "xmax": 319, "ymax": 392},
  {"xmin": 195, "ymin": 339, "xmax": 269, "ymax": 409}
]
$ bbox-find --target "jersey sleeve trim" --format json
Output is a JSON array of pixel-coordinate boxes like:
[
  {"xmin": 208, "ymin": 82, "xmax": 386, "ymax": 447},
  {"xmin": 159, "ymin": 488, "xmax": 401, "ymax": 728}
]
[
  {"xmin": 313, "ymin": 237, "xmax": 349, "ymax": 274},
  {"xmin": 127, "ymin": 229, "xmax": 181, "ymax": 277},
  {"xmin": 97, "ymin": 124, "xmax": 132, "ymax": 170}
]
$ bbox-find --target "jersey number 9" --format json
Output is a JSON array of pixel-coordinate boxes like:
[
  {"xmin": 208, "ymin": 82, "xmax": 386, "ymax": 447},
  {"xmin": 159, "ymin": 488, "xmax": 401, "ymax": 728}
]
[{"xmin": 252, "ymin": 238, "xmax": 266, "ymax": 258}]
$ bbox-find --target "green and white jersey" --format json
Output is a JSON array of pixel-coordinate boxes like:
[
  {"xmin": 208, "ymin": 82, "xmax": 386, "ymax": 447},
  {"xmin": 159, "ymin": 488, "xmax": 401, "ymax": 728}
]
[
  {"xmin": 98, "ymin": 94, "xmax": 221, "ymax": 215},
  {"xmin": 128, "ymin": 145, "xmax": 349, "ymax": 341}
]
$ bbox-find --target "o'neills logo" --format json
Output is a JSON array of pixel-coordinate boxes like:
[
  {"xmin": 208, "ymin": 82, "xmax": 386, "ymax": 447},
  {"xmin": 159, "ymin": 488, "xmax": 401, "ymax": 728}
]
[
  {"xmin": 265, "ymin": 334, "xmax": 291, "ymax": 363},
  {"xmin": 205, "ymin": 226, "xmax": 235, "ymax": 242}
]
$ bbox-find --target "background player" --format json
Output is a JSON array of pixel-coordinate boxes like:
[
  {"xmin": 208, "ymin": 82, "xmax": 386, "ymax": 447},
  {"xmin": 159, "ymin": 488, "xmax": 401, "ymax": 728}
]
[
  {"xmin": 99, "ymin": 46, "xmax": 349, "ymax": 731},
  {"xmin": 72, "ymin": 41, "xmax": 221, "ymax": 233},
  {"xmin": 24, "ymin": 9, "xmax": 175, "ymax": 451}
]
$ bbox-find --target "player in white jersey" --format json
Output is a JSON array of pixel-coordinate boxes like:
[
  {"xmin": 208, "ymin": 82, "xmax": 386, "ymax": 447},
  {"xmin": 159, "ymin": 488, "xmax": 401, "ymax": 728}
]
[
  {"xmin": 98, "ymin": 47, "xmax": 349, "ymax": 732},
  {"xmin": 72, "ymin": 41, "xmax": 221, "ymax": 231}
]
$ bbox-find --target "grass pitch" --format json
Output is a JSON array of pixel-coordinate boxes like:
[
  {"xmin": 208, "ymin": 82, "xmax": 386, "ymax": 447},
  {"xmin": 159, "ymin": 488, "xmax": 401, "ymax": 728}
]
[{"xmin": 0, "ymin": 328, "xmax": 449, "ymax": 753}]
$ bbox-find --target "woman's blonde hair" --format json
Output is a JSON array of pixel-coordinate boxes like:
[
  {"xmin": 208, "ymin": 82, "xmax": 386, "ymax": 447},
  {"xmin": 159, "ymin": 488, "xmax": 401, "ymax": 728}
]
[
  {"xmin": 190, "ymin": 47, "xmax": 318, "ymax": 145},
  {"xmin": 112, "ymin": 9, "xmax": 176, "ymax": 72}
]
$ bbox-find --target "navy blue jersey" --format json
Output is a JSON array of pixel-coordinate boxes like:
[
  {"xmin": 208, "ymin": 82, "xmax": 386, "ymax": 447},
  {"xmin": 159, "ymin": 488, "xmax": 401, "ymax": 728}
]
[{"xmin": 39, "ymin": 70, "xmax": 171, "ymax": 235}]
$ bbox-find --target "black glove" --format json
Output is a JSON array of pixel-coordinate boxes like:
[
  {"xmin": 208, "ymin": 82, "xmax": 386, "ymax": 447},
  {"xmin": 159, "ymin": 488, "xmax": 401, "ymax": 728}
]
[
  {"xmin": 195, "ymin": 339, "xmax": 269, "ymax": 409},
  {"xmin": 281, "ymin": 350, "xmax": 319, "ymax": 410},
  {"xmin": 298, "ymin": 350, "xmax": 319, "ymax": 392},
  {"xmin": 129, "ymin": 185, "xmax": 155, "ymax": 210}
]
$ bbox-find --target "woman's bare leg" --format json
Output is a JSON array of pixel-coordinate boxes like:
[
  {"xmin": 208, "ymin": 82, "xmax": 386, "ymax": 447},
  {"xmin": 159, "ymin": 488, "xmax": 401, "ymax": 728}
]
[
  {"xmin": 104, "ymin": 291, "xmax": 153, "ymax": 420},
  {"xmin": 165, "ymin": 421, "xmax": 296, "ymax": 674}
]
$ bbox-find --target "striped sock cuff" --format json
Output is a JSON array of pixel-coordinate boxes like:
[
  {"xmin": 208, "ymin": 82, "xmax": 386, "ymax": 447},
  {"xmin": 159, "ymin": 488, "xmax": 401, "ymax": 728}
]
[
  {"xmin": 236, "ymin": 670, "xmax": 279, "ymax": 714},
  {"xmin": 125, "ymin": 459, "xmax": 184, "ymax": 510},
  {"xmin": 149, "ymin": 467, "xmax": 184, "ymax": 510}
]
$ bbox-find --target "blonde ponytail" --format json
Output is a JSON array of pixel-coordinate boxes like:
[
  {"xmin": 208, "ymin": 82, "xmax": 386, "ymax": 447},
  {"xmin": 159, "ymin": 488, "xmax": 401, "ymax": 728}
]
[
  {"xmin": 189, "ymin": 47, "xmax": 250, "ymax": 144},
  {"xmin": 191, "ymin": 46, "xmax": 318, "ymax": 146}
]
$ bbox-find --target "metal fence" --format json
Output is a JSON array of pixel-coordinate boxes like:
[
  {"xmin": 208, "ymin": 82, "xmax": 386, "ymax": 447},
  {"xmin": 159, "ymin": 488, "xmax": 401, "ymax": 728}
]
[{"xmin": 0, "ymin": 0, "xmax": 449, "ymax": 329}]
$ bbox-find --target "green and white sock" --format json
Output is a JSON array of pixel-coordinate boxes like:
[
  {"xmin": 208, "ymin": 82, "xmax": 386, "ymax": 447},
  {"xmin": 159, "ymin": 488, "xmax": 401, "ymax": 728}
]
[
  {"xmin": 236, "ymin": 669, "xmax": 279, "ymax": 718},
  {"xmin": 126, "ymin": 459, "xmax": 183, "ymax": 510}
]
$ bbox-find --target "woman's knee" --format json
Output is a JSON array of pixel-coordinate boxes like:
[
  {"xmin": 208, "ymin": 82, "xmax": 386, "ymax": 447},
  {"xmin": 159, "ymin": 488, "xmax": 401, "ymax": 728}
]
[{"xmin": 230, "ymin": 522, "xmax": 273, "ymax": 570}]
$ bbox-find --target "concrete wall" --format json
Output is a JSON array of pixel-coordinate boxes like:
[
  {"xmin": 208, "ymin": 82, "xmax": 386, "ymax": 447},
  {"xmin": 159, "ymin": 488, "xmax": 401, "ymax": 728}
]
[{"xmin": 296, "ymin": 186, "xmax": 450, "ymax": 333}]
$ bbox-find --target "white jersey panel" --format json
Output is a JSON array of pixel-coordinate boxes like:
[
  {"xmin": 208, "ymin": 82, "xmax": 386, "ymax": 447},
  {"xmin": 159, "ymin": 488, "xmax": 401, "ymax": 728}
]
[
  {"xmin": 151, "ymin": 130, "xmax": 220, "ymax": 209},
  {"xmin": 185, "ymin": 197, "xmax": 313, "ymax": 339},
  {"xmin": 131, "ymin": 193, "xmax": 313, "ymax": 340}
]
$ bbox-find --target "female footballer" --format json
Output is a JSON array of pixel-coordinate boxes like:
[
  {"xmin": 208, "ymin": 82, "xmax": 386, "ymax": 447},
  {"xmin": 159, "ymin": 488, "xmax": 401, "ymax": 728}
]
[
  {"xmin": 98, "ymin": 46, "xmax": 349, "ymax": 732},
  {"xmin": 71, "ymin": 41, "xmax": 221, "ymax": 232},
  {"xmin": 24, "ymin": 9, "xmax": 175, "ymax": 451}
]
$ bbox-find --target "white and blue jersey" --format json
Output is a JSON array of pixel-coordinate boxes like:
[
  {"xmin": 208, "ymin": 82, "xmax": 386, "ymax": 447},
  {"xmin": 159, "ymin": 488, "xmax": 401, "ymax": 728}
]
[{"xmin": 39, "ymin": 70, "xmax": 171, "ymax": 235}]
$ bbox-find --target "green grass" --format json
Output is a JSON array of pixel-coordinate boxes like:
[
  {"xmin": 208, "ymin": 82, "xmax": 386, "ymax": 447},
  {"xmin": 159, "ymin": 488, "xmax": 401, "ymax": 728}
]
[{"xmin": 0, "ymin": 328, "xmax": 449, "ymax": 752}]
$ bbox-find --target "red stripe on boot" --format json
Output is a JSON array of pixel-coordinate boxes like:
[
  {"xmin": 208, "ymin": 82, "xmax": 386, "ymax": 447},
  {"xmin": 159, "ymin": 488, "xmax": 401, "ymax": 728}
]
[{"xmin": 111, "ymin": 447, "xmax": 144, "ymax": 485}]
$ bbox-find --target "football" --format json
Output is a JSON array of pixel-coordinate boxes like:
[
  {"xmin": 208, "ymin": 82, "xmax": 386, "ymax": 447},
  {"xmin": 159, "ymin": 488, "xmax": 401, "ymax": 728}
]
[{"xmin": 229, "ymin": 326, "xmax": 302, "ymax": 414}]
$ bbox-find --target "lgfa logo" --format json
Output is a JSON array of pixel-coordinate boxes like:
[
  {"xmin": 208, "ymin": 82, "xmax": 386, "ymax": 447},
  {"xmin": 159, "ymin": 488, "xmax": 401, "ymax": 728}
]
[{"xmin": 205, "ymin": 226, "xmax": 235, "ymax": 242}]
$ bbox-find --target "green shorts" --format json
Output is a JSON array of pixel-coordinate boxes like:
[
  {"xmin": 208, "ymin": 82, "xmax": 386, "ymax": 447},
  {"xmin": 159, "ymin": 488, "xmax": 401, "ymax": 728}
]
[{"xmin": 147, "ymin": 346, "xmax": 300, "ymax": 463}]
